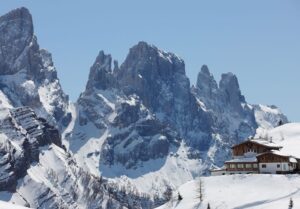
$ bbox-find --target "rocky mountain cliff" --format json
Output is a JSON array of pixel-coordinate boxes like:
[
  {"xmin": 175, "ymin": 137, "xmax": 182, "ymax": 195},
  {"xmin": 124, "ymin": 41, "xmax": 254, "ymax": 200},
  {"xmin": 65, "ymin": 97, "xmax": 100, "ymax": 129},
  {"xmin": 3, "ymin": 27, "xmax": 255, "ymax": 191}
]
[
  {"xmin": 0, "ymin": 8, "xmax": 155, "ymax": 209},
  {"xmin": 0, "ymin": 107, "xmax": 155, "ymax": 209},
  {"xmin": 0, "ymin": 7, "xmax": 289, "ymax": 209},
  {"xmin": 0, "ymin": 7, "xmax": 70, "ymax": 127},
  {"xmin": 65, "ymin": 42, "xmax": 288, "ymax": 197}
]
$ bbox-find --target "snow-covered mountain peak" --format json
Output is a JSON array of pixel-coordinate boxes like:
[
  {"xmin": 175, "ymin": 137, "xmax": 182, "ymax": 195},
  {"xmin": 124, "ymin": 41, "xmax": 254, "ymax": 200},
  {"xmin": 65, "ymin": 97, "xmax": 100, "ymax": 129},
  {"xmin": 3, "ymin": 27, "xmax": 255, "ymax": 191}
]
[
  {"xmin": 0, "ymin": 7, "xmax": 70, "ymax": 126},
  {"xmin": 120, "ymin": 41, "xmax": 185, "ymax": 76}
]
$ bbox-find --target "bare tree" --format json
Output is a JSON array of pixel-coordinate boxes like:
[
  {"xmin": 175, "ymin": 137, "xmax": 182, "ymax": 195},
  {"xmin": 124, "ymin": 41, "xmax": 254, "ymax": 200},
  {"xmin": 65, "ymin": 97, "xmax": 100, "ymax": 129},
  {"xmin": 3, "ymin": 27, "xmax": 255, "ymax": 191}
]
[{"xmin": 196, "ymin": 178, "xmax": 204, "ymax": 202}]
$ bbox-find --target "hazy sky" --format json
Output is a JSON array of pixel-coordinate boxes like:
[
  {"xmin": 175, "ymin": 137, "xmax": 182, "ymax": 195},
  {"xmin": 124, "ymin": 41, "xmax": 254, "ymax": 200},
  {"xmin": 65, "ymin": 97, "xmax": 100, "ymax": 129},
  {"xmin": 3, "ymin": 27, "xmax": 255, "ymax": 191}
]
[{"xmin": 1, "ymin": 1, "xmax": 300, "ymax": 121}]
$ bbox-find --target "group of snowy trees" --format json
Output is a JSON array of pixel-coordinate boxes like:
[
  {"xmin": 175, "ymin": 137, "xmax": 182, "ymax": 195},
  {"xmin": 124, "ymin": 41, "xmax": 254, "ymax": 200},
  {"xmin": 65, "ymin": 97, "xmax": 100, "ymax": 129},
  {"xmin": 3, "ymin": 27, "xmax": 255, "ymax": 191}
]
[
  {"xmin": 163, "ymin": 178, "xmax": 295, "ymax": 209},
  {"xmin": 163, "ymin": 178, "xmax": 211, "ymax": 208}
]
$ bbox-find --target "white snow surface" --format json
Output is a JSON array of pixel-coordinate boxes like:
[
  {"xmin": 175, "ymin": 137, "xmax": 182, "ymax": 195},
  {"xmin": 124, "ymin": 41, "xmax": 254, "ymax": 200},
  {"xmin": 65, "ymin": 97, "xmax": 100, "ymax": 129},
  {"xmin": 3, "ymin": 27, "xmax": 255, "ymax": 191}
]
[
  {"xmin": 156, "ymin": 174, "xmax": 300, "ymax": 209},
  {"xmin": 101, "ymin": 142, "xmax": 205, "ymax": 195},
  {"xmin": 254, "ymin": 104, "xmax": 287, "ymax": 130},
  {"xmin": 263, "ymin": 123, "xmax": 300, "ymax": 158},
  {"xmin": 0, "ymin": 201, "xmax": 32, "ymax": 209},
  {"xmin": 157, "ymin": 122, "xmax": 300, "ymax": 209}
]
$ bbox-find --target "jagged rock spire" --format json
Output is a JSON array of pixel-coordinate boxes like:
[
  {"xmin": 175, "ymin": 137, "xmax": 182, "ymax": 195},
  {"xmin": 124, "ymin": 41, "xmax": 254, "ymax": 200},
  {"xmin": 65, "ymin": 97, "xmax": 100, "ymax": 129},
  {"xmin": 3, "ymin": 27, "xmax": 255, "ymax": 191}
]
[
  {"xmin": 85, "ymin": 50, "xmax": 115, "ymax": 91},
  {"xmin": 219, "ymin": 72, "xmax": 246, "ymax": 109},
  {"xmin": 196, "ymin": 65, "xmax": 218, "ymax": 99},
  {"xmin": 0, "ymin": 7, "xmax": 69, "ymax": 126},
  {"xmin": 0, "ymin": 7, "xmax": 33, "ymax": 75}
]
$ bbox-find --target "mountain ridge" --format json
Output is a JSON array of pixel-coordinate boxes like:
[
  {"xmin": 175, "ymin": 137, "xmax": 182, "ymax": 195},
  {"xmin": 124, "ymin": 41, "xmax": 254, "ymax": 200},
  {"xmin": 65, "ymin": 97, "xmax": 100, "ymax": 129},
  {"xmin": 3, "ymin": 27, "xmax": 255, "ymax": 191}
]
[{"xmin": 0, "ymin": 7, "xmax": 289, "ymax": 209}]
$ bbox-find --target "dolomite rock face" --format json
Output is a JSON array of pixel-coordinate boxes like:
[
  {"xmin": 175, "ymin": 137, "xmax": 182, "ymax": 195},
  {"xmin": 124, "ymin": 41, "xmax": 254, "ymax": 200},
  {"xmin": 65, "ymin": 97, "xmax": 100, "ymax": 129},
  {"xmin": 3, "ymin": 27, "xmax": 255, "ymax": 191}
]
[
  {"xmin": 0, "ymin": 7, "xmax": 289, "ymax": 209},
  {"xmin": 0, "ymin": 7, "xmax": 70, "ymax": 127},
  {"xmin": 0, "ymin": 107, "xmax": 61, "ymax": 192},
  {"xmin": 72, "ymin": 41, "xmax": 287, "ymax": 194}
]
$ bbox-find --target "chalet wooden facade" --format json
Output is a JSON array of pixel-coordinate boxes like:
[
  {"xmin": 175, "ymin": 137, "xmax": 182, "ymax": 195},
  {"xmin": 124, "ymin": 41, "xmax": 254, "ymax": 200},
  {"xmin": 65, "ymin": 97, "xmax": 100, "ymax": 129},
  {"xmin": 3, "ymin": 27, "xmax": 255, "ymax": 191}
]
[
  {"xmin": 257, "ymin": 152, "xmax": 298, "ymax": 174},
  {"xmin": 211, "ymin": 138, "xmax": 299, "ymax": 175},
  {"xmin": 231, "ymin": 140, "xmax": 282, "ymax": 157}
]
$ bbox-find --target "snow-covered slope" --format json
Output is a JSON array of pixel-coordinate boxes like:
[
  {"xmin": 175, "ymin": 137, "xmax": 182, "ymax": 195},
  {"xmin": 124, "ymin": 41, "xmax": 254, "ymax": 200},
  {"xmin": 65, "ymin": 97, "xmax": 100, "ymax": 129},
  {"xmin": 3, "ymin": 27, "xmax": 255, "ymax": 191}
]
[
  {"xmin": 0, "ymin": 106, "xmax": 154, "ymax": 209},
  {"xmin": 157, "ymin": 123, "xmax": 300, "ymax": 209},
  {"xmin": 156, "ymin": 174, "xmax": 300, "ymax": 209},
  {"xmin": 253, "ymin": 104, "xmax": 288, "ymax": 130},
  {"xmin": 0, "ymin": 201, "xmax": 32, "ymax": 209},
  {"xmin": 258, "ymin": 123, "xmax": 300, "ymax": 158}
]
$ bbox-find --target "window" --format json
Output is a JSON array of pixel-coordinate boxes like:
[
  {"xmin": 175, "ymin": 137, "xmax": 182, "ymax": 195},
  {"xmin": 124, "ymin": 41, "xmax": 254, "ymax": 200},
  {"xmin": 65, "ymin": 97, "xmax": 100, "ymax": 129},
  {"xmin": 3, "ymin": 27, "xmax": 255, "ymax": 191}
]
[
  {"xmin": 237, "ymin": 164, "xmax": 244, "ymax": 168},
  {"xmin": 230, "ymin": 164, "xmax": 236, "ymax": 169},
  {"xmin": 253, "ymin": 164, "xmax": 258, "ymax": 168},
  {"xmin": 277, "ymin": 164, "xmax": 280, "ymax": 168},
  {"xmin": 245, "ymin": 164, "xmax": 252, "ymax": 168},
  {"xmin": 283, "ymin": 164, "xmax": 286, "ymax": 170},
  {"xmin": 261, "ymin": 164, "xmax": 266, "ymax": 168}
]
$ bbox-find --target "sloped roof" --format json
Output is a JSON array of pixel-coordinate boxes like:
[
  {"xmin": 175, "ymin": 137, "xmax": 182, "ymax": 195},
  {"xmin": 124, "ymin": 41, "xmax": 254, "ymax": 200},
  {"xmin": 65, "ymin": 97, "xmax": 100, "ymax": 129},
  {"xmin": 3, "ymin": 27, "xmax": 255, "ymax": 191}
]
[
  {"xmin": 257, "ymin": 150, "xmax": 299, "ymax": 163},
  {"xmin": 232, "ymin": 138, "xmax": 283, "ymax": 149}
]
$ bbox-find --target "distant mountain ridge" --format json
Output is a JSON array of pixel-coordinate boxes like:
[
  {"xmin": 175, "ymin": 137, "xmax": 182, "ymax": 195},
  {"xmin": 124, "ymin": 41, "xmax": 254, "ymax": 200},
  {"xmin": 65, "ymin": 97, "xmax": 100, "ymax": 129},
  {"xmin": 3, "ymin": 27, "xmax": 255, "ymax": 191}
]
[
  {"xmin": 0, "ymin": 7, "xmax": 288, "ymax": 209},
  {"xmin": 66, "ymin": 41, "xmax": 288, "ymax": 196}
]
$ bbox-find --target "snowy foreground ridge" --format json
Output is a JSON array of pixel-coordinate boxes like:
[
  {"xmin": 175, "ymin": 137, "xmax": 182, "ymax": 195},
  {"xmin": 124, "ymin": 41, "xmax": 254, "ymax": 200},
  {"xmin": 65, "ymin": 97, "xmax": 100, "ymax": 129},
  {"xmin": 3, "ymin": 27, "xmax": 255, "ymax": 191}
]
[
  {"xmin": 156, "ymin": 174, "xmax": 300, "ymax": 209},
  {"xmin": 0, "ymin": 201, "xmax": 32, "ymax": 209},
  {"xmin": 158, "ymin": 123, "xmax": 300, "ymax": 209}
]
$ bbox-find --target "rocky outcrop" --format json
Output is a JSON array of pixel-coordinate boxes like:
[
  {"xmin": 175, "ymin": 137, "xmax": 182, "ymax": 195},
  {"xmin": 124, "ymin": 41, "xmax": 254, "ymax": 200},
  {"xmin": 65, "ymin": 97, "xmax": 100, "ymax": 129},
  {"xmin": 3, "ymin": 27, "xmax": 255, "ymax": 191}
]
[
  {"xmin": 0, "ymin": 106, "xmax": 61, "ymax": 191},
  {"xmin": 85, "ymin": 51, "xmax": 116, "ymax": 91},
  {"xmin": 117, "ymin": 42, "xmax": 211, "ymax": 137},
  {"xmin": 74, "ymin": 42, "xmax": 288, "ymax": 172},
  {"xmin": 0, "ymin": 7, "xmax": 69, "ymax": 127},
  {"xmin": 76, "ymin": 50, "xmax": 181, "ymax": 168},
  {"xmin": 100, "ymin": 96, "xmax": 181, "ymax": 168},
  {"xmin": 219, "ymin": 72, "xmax": 246, "ymax": 113},
  {"xmin": 0, "ymin": 106, "xmax": 156, "ymax": 208}
]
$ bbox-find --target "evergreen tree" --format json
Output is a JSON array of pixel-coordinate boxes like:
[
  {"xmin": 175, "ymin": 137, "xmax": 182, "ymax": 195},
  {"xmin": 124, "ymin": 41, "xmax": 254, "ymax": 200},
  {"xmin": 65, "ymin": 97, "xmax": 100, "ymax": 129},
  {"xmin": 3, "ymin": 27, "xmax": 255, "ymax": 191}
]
[
  {"xmin": 289, "ymin": 198, "xmax": 293, "ymax": 209},
  {"xmin": 207, "ymin": 203, "xmax": 211, "ymax": 209},
  {"xmin": 177, "ymin": 192, "xmax": 183, "ymax": 201}
]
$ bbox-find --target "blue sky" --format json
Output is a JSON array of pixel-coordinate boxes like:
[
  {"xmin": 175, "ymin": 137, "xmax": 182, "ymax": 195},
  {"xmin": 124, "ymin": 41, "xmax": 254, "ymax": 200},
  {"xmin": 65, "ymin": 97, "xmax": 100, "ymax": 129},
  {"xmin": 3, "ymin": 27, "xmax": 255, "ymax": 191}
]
[{"xmin": 1, "ymin": 1, "xmax": 300, "ymax": 121}]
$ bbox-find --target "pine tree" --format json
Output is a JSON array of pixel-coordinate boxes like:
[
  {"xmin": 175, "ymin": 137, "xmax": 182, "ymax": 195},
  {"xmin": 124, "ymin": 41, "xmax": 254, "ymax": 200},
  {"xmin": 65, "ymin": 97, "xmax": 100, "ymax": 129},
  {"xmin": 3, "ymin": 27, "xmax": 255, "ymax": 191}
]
[
  {"xmin": 207, "ymin": 203, "xmax": 211, "ymax": 209},
  {"xmin": 289, "ymin": 198, "xmax": 293, "ymax": 209},
  {"xmin": 177, "ymin": 192, "xmax": 183, "ymax": 201}
]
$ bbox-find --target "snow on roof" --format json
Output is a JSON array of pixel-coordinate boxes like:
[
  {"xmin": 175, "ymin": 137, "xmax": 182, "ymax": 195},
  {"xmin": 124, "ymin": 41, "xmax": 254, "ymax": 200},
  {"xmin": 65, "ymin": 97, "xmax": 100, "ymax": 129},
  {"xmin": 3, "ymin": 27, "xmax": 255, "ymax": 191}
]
[
  {"xmin": 210, "ymin": 164, "xmax": 226, "ymax": 171},
  {"xmin": 290, "ymin": 157, "xmax": 297, "ymax": 163},
  {"xmin": 225, "ymin": 157, "xmax": 257, "ymax": 163},
  {"xmin": 269, "ymin": 150, "xmax": 290, "ymax": 157},
  {"xmin": 232, "ymin": 138, "xmax": 282, "ymax": 148},
  {"xmin": 257, "ymin": 150, "xmax": 299, "ymax": 162},
  {"xmin": 250, "ymin": 139, "xmax": 282, "ymax": 148}
]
